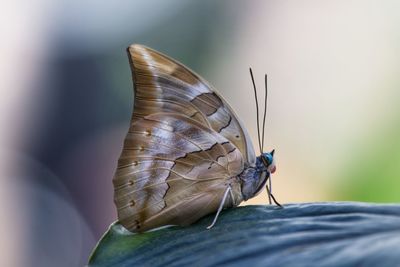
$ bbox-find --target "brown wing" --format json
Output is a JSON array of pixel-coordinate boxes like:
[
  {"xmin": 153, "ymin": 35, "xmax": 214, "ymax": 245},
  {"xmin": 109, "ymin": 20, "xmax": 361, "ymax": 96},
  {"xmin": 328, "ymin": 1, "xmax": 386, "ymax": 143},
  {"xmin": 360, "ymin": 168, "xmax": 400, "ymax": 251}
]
[
  {"xmin": 127, "ymin": 44, "xmax": 256, "ymax": 165},
  {"xmin": 113, "ymin": 44, "xmax": 255, "ymax": 232},
  {"xmin": 113, "ymin": 113, "xmax": 244, "ymax": 232}
]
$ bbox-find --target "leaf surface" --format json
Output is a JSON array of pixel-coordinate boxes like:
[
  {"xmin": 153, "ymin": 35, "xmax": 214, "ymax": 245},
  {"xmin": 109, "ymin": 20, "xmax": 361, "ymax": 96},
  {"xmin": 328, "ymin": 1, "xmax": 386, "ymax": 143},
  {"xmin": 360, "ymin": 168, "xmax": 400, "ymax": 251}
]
[{"xmin": 88, "ymin": 202, "xmax": 400, "ymax": 267}]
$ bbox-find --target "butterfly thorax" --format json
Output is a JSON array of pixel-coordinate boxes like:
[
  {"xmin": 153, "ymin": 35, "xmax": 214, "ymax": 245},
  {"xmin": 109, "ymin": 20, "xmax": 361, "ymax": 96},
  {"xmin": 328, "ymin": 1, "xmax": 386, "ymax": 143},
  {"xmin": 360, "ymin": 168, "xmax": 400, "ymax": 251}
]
[{"xmin": 239, "ymin": 154, "xmax": 274, "ymax": 201}]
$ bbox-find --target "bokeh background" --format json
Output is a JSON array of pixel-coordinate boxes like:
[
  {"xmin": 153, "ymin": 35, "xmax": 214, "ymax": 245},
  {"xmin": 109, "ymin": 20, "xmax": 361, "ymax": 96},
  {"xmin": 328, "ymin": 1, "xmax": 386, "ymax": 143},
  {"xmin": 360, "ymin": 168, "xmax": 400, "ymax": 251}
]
[{"xmin": 2, "ymin": 0, "xmax": 400, "ymax": 266}]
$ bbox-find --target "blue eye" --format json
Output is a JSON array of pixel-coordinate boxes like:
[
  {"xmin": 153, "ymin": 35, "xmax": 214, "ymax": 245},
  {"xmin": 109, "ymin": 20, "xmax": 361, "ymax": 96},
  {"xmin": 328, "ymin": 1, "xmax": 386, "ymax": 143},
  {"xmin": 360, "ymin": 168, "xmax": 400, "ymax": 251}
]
[{"xmin": 263, "ymin": 154, "xmax": 273, "ymax": 165}]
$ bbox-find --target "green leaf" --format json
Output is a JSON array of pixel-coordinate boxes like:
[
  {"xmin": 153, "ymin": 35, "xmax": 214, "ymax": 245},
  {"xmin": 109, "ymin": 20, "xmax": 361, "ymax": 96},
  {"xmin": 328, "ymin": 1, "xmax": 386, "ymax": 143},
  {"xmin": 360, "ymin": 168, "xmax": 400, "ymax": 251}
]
[{"xmin": 88, "ymin": 202, "xmax": 400, "ymax": 267}]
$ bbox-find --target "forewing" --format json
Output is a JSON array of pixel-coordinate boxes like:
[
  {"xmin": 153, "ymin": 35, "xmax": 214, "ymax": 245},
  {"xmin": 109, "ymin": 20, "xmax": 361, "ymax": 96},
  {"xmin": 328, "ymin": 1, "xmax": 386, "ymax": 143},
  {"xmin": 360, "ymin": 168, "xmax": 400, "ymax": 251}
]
[
  {"xmin": 113, "ymin": 113, "xmax": 244, "ymax": 232},
  {"xmin": 127, "ymin": 44, "xmax": 256, "ymax": 165}
]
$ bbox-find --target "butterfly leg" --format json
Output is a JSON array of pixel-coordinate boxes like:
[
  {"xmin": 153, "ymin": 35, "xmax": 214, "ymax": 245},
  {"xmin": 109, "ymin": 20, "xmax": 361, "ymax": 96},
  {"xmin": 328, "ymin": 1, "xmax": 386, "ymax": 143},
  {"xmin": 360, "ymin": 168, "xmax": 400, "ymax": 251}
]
[
  {"xmin": 266, "ymin": 175, "xmax": 283, "ymax": 208},
  {"xmin": 207, "ymin": 185, "xmax": 232, "ymax": 229},
  {"xmin": 270, "ymin": 192, "xmax": 283, "ymax": 208},
  {"xmin": 266, "ymin": 177, "xmax": 272, "ymax": 205},
  {"xmin": 266, "ymin": 184, "xmax": 283, "ymax": 208}
]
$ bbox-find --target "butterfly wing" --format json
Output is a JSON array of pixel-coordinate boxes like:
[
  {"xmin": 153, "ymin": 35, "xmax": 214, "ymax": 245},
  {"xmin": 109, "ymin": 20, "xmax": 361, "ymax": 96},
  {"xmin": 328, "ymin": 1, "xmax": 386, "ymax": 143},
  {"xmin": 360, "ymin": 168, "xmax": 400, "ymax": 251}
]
[
  {"xmin": 114, "ymin": 113, "xmax": 244, "ymax": 231},
  {"xmin": 113, "ymin": 44, "xmax": 255, "ymax": 232},
  {"xmin": 127, "ymin": 44, "xmax": 256, "ymax": 165}
]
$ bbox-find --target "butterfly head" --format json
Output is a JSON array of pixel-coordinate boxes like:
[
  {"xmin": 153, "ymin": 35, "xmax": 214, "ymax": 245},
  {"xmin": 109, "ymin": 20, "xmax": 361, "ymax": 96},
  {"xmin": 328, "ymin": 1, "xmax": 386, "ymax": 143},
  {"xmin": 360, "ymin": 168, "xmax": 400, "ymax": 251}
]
[
  {"xmin": 241, "ymin": 149, "xmax": 277, "ymax": 200},
  {"xmin": 260, "ymin": 149, "xmax": 276, "ymax": 174}
]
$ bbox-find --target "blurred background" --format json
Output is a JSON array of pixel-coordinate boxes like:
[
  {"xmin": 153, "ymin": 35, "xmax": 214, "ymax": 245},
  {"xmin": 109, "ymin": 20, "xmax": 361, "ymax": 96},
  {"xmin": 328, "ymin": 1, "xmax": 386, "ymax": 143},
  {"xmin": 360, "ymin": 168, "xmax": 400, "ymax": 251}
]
[{"xmin": 1, "ymin": 0, "xmax": 400, "ymax": 266}]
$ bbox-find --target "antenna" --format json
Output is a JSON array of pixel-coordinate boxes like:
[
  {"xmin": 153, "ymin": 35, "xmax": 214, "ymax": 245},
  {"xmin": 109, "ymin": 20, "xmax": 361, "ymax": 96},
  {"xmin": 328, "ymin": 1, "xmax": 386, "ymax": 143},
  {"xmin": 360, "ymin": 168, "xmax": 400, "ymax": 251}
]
[
  {"xmin": 261, "ymin": 74, "xmax": 268, "ymax": 152},
  {"xmin": 249, "ymin": 68, "xmax": 262, "ymax": 154}
]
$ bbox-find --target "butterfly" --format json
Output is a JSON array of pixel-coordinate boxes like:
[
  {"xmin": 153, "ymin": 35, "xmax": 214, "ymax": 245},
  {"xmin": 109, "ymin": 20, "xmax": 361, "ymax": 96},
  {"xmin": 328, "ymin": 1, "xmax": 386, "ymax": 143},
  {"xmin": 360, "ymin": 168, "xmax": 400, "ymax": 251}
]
[{"xmin": 113, "ymin": 44, "xmax": 281, "ymax": 233}]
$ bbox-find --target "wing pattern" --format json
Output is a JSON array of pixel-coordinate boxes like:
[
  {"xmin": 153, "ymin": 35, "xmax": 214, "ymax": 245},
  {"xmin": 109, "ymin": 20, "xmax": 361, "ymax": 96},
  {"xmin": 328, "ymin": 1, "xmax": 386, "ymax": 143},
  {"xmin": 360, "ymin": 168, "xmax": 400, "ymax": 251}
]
[
  {"xmin": 113, "ymin": 45, "xmax": 255, "ymax": 232},
  {"xmin": 128, "ymin": 44, "xmax": 255, "ymax": 164}
]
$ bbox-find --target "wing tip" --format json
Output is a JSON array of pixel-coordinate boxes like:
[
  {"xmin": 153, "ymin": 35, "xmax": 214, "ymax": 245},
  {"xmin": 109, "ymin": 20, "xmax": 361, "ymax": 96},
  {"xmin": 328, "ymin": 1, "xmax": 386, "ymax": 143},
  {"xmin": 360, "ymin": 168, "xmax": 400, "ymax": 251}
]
[
  {"xmin": 126, "ymin": 44, "xmax": 149, "ymax": 71},
  {"xmin": 127, "ymin": 43, "xmax": 142, "ymax": 52},
  {"xmin": 127, "ymin": 44, "xmax": 153, "ymax": 57}
]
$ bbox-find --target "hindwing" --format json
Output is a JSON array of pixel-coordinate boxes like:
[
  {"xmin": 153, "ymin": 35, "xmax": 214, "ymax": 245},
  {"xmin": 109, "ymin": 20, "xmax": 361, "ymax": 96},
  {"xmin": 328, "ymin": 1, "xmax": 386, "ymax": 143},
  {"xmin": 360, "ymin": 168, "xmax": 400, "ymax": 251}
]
[{"xmin": 113, "ymin": 45, "xmax": 257, "ymax": 232}]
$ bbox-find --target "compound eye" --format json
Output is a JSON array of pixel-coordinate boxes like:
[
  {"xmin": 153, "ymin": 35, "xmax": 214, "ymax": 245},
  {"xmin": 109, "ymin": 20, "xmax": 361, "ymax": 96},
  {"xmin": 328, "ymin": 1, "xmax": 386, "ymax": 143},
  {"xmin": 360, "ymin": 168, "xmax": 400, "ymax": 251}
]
[
  {"xmin": 264, "ymin": 154, "xmax": 272, "ymax": 165},
  {"xmin": 263, "ymin": 153, "xmax": 272, "ymax": 166}
]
